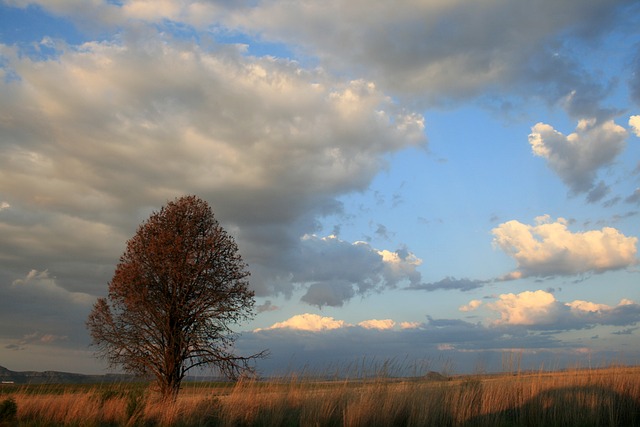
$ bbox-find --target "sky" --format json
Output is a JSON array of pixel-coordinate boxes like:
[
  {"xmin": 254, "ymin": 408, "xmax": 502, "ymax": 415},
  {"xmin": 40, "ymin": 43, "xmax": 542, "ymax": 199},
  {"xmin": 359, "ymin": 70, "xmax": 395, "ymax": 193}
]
[{"xmin": 1, "ymin": 0, "xmax": 640, "ymax": 377}]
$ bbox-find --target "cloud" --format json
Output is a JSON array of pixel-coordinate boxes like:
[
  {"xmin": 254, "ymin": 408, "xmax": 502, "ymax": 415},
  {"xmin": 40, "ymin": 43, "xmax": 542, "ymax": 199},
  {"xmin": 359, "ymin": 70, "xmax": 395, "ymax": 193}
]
[
  {"xmin": 258, "ymin": 314, "xmax": 401, "ymax": 332},
  {"xmin": 239, "ymin": 296, "xmax": 640, "ymax": 375},
  {"xmin": 488, "ymin": 290, "xmax": 562, "ymax": 326},
  {"xmin": 630, "ymin": 115, "xmax": 640, "ymax": 137},
  {"xmin": 0, "ymin": 269, "xmax": 94, "ymax": 351},
  {"xmin": 358, "ymin": 319, "xmax": 396, "ymax": 330},
  {"xmin": 626, "ymin": 189, "xmax": 640, "ymax": 204},
  {"xmin": 529, "ymin": 119, "xmax": 627, "ymax": 197},
  {"xmin": 0, "ymin": 28, "xmax": 426, "ymax": 301},
  {"xmin": 255, "ymin": 300, "xmax": 280, "ymax": 313},
  {"xmin": 492, "ymin": 215, "xmax": 637, "ymax": 279},
  {"xmin": 484, "ymin": 290, "xmax": 640, "ymax": 330},
  {"xmin": 11, "ymin": 1, "xmax": 637, "ymax": 117},
  {"xmin": 399, "ymin": 321, "xmax": 421, "ymax": 329},
  {"xmin": 293, "ymin": 235, "xmax": 423, "ymax": 307},
  {"xmin": 256, "ymin": 313, "xmax": 348, "ymax": 332},
  {"xmin": 11, "ymin": 269, "xmax": 94, "ymax": 306},
  {"xmin": 406, "ymin": 276, "xmax": 486, "ymax": 292},
  {"xmin": 239, "ymin": 313, "xmax": 607, "ymax": 375},
  {"xmin": 460, "ymin": 300, "xmax": 483, "ymax": 312},
  {"xmin": 5, "ymin": 331, "xmax": 69, "ymax": 351},
  {"xmin": 217, "ymin": 0, "xmax": 632, "ymax": 112}
]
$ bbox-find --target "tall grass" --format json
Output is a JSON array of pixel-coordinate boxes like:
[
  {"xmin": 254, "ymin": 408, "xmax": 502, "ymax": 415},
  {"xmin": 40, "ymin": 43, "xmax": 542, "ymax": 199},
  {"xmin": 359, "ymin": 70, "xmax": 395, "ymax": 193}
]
[{"xmin": 3, "ymin": 365, "xmax": 640, "ymax": 426}]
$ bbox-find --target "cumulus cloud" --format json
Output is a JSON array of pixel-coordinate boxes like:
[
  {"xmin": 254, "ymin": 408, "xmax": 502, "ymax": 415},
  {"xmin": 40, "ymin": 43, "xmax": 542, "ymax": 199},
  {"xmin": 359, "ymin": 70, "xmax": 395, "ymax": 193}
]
[
  {"xmin": 406, "ymin": 276, "xmax": 486, "ymax": 292},
  {"xmin": 488, "ymin": 290, "xmax": 562, "ymax": 326},
  {"xmin": 258, "ymin": 314, "xmax": 400, "ymax": 332},
  {"xmin": 358, "ymin": 319, "xmax": 396, "ymax": 330},
  {"xmin": 256, "ymin": 313, "xmax": 348, "ymax": 332},
  {"xmin": 0, "ymin": 28, "xmax": 426, "ymax": 301},
  {"xmin": 492, "ymin": 215, "xmax": 638, "ymax": 279},
  {"xmin": 293, "ymin": 235, "xmax": 423, "ymax": 307},
  {"xmin": 630, "ymin": 115, "xmax": 640, "ymax": 137},
  {"xmin": 459, "ymin": 300, "xmax": 483, "ymax": 312},
  {"xmin": 399, "ymin": 321, "xmax": 421, "ymax": 329},
  {"xmin": 484, "ymin": 290, "xmax": 640, "ymax": 329},
  {"xmin": 529, "ymin": 119, "xmax": 628, "ymax": 198}
]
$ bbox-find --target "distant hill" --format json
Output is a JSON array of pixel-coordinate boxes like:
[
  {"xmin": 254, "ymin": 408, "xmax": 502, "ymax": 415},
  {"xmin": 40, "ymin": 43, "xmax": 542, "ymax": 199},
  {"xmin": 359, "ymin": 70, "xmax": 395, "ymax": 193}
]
[
  {"xmin": 0, "ymin": 365, "xmax": 227, "ymax": 384},
  {"xmin": 0, "ymin": 365, "xmax": 132, "ymax": 384}
]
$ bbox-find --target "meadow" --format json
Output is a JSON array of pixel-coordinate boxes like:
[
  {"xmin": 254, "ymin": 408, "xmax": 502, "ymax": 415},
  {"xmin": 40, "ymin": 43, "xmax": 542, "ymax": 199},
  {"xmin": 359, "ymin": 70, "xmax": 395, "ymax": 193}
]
[{"xmin": 1, "ymin": 365, "xmax": 639, "ymax": 426}]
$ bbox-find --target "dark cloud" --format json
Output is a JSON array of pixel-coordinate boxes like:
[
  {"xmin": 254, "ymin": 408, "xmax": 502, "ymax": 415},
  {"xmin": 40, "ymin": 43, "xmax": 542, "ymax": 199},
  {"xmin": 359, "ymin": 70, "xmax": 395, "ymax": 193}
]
[
  {"xmin": 300, "ymin": 281, "xmax": 355, "ymax": 308},
  {"xmin": 294, "ymin": 236, "xmax": 422, "ymax": 307},
  {"xmin": 529, "ymin": 120, "xmax": 627, "ymax": 198},
  {"xmin": 255, "ymin": 300, "xmax": 280, "ymax": 313},
  {"xmin": 224, "ymin": 0, "xmax": 639, "ymax": 115},
  {"xmin": 236, "ymin": 314, "xmax": 624, "ymax": 375},
  {"xmin": 630, "ymin": 47, "xmax": 640, "ymax": 106},
  {"xmin": 612, "ymin": 327, "xmax": 638, "ymax": 335},
  {"xmin": 587, "ymin": 181, "xmax": 611, "ymax": 204},
  {"xmin": 406, "ymin": 277, "xmax": 486, "ymax": 292},
  {"xmin": 626, "ymin": 189, "xmax": 640, "ymax": 204},
  {"xmin": 375, "ymin": 224, "xmax": 392, "ymax": 240}
]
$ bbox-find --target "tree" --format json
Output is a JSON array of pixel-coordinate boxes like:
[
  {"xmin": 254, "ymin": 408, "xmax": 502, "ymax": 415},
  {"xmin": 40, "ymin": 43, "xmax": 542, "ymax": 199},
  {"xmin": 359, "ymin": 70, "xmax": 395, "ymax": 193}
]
[{"xmin": 87, "ymin": 195, "xmax": 265, "ymax": 400}]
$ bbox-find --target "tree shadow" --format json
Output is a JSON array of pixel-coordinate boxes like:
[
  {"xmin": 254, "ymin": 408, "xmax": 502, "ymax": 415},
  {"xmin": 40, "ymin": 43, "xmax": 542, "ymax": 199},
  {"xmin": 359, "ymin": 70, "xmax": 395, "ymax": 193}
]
[{"xmin": 463, "ymin": 385, "xmax": 640, "ymax": 427}]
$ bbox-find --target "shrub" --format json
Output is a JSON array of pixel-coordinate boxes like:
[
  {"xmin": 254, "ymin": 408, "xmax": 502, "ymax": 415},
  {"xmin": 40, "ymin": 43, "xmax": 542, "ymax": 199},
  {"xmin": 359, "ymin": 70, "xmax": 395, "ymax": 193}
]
[{"xmin": 0, "ymin": 397, "xmax": 17, "ymax": 422}]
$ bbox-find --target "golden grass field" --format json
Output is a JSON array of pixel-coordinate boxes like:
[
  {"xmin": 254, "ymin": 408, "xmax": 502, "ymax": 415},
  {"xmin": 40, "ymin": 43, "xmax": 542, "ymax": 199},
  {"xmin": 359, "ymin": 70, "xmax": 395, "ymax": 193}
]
[{"xmin": 1, "ymin": 365, "xmax": 639, "ymax": 426}]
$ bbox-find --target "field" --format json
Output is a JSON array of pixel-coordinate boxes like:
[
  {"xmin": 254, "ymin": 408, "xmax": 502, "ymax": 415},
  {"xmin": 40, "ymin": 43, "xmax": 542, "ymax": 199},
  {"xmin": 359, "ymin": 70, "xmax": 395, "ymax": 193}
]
[{"xmin": 1, "ymin": 365, "xmax": 639, "ymax": 426}]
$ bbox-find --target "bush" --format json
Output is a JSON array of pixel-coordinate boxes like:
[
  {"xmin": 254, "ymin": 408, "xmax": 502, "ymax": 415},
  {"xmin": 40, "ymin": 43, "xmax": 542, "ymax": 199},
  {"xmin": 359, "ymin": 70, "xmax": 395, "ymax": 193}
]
[{"xmin": 0, "ymin": 397, "xmax": 17, "ymax": 422}]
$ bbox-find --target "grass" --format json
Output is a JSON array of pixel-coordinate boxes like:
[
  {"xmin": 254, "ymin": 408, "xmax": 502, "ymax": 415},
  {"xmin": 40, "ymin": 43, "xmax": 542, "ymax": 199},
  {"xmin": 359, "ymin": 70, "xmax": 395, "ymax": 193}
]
[{"xmin": 1, "ymin": 365, "xmax": 639, "ymax": 426}]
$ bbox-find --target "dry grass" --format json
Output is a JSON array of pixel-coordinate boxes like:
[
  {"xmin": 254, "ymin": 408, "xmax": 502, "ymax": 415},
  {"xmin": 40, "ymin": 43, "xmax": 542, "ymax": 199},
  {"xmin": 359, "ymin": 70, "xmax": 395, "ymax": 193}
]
[{"xmin": 2, "ymin": 365, "xmax": 639, "ymax": 426}]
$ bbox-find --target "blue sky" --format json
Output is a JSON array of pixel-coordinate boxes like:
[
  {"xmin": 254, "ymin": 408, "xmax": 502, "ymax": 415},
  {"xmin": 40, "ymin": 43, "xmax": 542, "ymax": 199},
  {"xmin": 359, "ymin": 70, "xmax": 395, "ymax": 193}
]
[{"xmin": 1, "ymin": 0, "xmax": 639, "ymax": 376}]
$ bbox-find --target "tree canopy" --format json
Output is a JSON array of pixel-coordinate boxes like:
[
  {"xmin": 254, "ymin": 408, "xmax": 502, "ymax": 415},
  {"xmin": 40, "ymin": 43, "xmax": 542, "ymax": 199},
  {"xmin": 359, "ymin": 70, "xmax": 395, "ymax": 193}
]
[{"xmin": 87, "ymin": 195, "xmax": 265, "ymax": 399}]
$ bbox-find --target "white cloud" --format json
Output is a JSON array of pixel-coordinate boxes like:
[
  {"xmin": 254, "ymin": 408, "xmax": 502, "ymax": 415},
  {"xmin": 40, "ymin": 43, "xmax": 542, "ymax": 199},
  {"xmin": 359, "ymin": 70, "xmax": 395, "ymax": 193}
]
[
  {"xmin": 488, "ymin": 290, "xmax": 560, "ymax": 326},
  {"xmin": 485, "ymin": 290, "xmax": 640, "ymax": 329},
  {"xmin": 492, "ymin": 215, "xmax": 637, "ymax": 279},
  {"xmin": 258, "ymin": 314, "xmax": 403, "ymax": 332},
  {"xmin": 630, "ymin": 115, "xmax": 640, "ymax": 137},
  {"xmin": 121, "ymin": 0, "xmax": 181, "ymax": 22},
  {"xmin": 256, "ymin": 313, "xmax": 349, "ymax": 332},
  {"xmin": 459, "ymin": 300, "xmax": 483, "ymax": 312},
  {"xmin": 358, "ymin": 319, "xmax": 396, "ymax": 330},
  {"xmin": 400, "ymin": 321, "xmax": 421, "ymax": 329},
  {"xmin": 529, "ymin": 119, "xmax": 628, "ymax": 197},
  {"xmin": 566, "ymin": 300, "xmax": 612, "ymax": 313},
  {"xmin": 0, "ymin": 202, "xmax": 9, "ymax": 211}
]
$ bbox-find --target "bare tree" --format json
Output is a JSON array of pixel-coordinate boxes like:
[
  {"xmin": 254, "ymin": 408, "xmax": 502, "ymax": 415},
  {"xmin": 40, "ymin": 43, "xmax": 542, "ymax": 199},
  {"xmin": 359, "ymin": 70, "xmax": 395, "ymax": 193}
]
[{"xmin": 87, "ymin": 195, "xmax": 266, "ymax": 400}]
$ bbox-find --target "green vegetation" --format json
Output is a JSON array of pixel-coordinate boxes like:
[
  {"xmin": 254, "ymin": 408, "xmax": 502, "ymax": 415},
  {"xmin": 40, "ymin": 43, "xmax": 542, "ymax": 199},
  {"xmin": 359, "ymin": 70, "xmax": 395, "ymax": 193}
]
[{"xmin": 0, "ymin": 366, "xmax": 639, "ymax": 426}]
